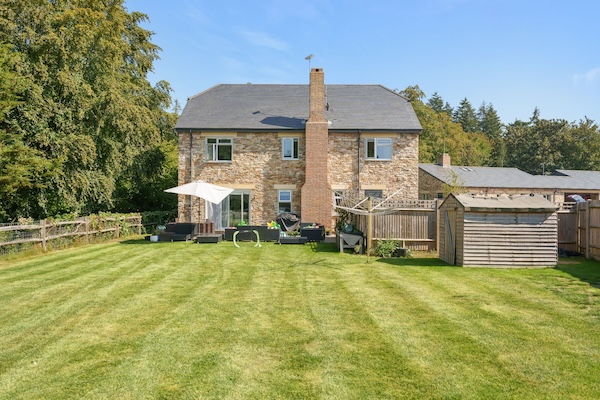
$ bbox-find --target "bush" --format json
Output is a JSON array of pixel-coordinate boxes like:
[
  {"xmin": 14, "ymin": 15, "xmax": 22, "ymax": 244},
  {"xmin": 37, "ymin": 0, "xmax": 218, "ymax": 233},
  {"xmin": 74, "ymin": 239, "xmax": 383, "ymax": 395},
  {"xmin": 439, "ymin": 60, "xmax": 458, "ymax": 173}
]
[{"xmin": 374, "ymin": 240, "xmax": 398, "ymax": 258}]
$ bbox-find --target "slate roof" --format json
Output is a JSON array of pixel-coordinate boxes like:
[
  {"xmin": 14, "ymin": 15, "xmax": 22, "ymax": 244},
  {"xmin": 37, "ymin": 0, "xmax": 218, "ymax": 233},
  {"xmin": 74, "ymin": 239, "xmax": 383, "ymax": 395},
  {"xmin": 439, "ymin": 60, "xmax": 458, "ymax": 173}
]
[
  {"xmin": 419, "ymin": 164, "xmax": 600, "ymax": 191},
  {"xmin": 175, "ymin": 84, "xmax": 422, "ymax": 132}
]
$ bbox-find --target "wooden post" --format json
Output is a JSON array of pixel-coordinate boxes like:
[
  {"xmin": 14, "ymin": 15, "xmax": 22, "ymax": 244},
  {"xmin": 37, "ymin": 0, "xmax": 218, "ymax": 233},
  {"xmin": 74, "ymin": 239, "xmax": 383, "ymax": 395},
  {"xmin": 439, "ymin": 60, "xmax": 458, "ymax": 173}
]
[
  {"xmin": 40, "ymin": 219, "xmax": 47, "ymax": 252},
  {"xmin": 367, "ymin": 197, "xmax": 372, "ymax": 261},
  {"xmin": 585, "ymin": 202, "xmax": 591, "ymax": 259},
  {"xmin": 84, "ymin": 216, "xmax": 90, "ymax": 244},
  {"xmin": 115, "ymin": 216, "xmax": 120, "ymax": 238},
  {"xmin": 435, "ymin": 199, "xmax": 440, "ymax": 252}
]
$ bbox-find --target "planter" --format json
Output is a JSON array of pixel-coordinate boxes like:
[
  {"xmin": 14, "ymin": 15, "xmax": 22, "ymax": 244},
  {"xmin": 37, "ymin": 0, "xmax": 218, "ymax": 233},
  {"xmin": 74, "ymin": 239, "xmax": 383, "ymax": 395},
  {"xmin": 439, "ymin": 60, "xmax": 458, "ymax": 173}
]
[{"xmin": 300, "ymin": 227, "xmax": 325, "ymax": 242}]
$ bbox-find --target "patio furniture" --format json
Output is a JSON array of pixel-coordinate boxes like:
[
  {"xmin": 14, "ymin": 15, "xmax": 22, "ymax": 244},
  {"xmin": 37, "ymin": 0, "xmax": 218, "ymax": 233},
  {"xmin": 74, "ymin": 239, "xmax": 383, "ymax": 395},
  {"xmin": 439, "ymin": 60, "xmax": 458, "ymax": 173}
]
[
  {"xmin": 300, "ymin": 225, "xmax": 325, "ymax": 242},
  {"xmin": 160, "ymin": 223, "xmax": 199, "ymax": 241},
  {"xmin": 233, "ymin": 226, "xmax": 261, "ymax": 247},
  {"xmin": 196, "ymin": 234, "xmax": 223, "ymax": 243},
  {"xmin": 276, "ymin": 213, "xmax": 301, "ymax": 233},
  {"xmin": 224, "ymin": 226, "xmax": 281, "ymax": 242}
]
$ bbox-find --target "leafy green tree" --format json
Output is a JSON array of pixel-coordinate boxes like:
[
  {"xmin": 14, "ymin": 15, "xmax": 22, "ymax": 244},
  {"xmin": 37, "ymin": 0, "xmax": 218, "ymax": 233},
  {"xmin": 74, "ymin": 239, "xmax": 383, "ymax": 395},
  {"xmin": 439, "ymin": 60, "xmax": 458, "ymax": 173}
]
[
  {"xmin": 0, "ymin": 0, "xmax": 177, "ymax": 221},
  {"xmin": 562, "ymin": 118, "xmax": 600, "ymax": 171},
  {"xmin": 0, "ymin": 43, "xmax": 59, "ymax": 220},
  {"xmin": 504, "ymin": 112, "xmax": 569, "ymax": 175},
  {"xmin": 400, "ymin": 86, "xmax": 491, "ymax": 166}
]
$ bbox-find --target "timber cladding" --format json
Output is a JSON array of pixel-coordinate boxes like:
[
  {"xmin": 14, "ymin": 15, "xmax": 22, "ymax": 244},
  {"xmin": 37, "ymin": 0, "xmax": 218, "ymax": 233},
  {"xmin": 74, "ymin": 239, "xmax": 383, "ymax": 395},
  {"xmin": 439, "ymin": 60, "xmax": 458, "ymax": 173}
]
[{"xmin": 440, "ymin": 193, "xmax": 558, "ymax": 268}]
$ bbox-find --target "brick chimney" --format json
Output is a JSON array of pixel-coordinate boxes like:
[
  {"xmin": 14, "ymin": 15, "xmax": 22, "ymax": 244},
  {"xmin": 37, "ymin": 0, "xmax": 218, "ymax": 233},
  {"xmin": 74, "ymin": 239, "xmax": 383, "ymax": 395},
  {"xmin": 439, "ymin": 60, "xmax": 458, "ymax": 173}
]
[
  {"xmin": 438, "ymin": 153, "xmax": 451, "ymax": 168},
  {"xmin": 301, "ymin": 68, "xmax": 332, "ymax": 227}
]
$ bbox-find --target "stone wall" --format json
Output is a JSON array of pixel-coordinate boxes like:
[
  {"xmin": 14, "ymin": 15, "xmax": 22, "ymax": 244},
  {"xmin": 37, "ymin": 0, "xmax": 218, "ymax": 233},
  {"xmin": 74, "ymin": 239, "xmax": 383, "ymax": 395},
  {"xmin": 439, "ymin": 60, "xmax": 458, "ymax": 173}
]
[
  {"xmin": 329, "ymin": 132, "xmax": 419, "ymax": 200},
  {"xmin": 178, "ymin": 130, "xmax": 420, "ymax": 228}
]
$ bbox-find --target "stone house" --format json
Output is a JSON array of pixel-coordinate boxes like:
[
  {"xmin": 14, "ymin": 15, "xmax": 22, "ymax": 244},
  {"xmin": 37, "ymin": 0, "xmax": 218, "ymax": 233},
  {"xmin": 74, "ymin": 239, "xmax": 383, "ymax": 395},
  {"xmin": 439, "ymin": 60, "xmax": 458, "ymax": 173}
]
[
  {"xmin": 420, "ymin": 153, "xmax": 600, "ymax": 203},
  {"xmin": 174, "ymin": 68, "xmax": 422, "ymax": 230}
]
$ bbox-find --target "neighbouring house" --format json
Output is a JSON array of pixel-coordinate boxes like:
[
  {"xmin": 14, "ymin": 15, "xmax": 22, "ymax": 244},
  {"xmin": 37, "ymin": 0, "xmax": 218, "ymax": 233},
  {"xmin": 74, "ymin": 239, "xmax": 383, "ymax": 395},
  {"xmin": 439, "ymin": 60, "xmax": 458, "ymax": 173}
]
[
  {"xmin": 419, "ymin": 154, "xmax": 600, "ymax": 203},
  {"xmin": 174, "ymin": 68, "xmax": 422, "ymax": 230},
  {"xmin": 439, "ymin": 193, "xmax": 559, "ymax": 267}
]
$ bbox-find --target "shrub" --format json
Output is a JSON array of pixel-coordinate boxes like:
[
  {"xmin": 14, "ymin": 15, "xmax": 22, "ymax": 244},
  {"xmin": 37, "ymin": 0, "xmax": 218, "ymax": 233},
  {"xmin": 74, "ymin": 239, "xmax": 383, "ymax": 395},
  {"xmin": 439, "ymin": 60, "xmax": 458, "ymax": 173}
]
[{"xmin": 374, "ymin": 240, "xmax": 398, "ymax": 258}]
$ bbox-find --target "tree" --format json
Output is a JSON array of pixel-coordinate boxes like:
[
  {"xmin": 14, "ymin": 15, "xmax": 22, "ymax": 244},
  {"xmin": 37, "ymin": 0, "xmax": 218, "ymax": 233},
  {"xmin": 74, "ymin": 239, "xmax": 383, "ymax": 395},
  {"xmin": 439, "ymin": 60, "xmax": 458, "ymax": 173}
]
[
  {"xmin": 478, "ymin": 102, "xmax": 505, "ymax": 166},
  {"xmin": 0, "ymin": 43, "xmax": 58, "ymax": 220},
  {"xmin": 427, "ymin": 92, "xmax": 453, "ymax": 117},
  {"xmin": 504, "ymin": 111, "xmax": 569, "ymax": 175},
  {"xmin": 400, "ymin": 86, "xmax": 491, "ymax": 166},
  {"xmin": 0, "ymin": 0, "xmax": 177, "ymax": 220},
  {"xmin": 453, "ymin": 98, "xmax": 480, "ymax": 133}
]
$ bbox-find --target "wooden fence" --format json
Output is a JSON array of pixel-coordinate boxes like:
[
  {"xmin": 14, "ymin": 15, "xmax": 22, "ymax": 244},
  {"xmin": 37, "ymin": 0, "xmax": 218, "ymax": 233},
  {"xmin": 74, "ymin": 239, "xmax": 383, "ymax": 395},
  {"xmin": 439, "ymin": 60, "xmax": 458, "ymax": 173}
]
[
  {"xmin": 0, "ymin": 214, "xmax": 143, "ymax": 254},
  {"xmin": 353, "ymin": 200, "xmax": 439, "ymax": 251},
  {"xmin": 556, "ymin": 200, "xmax": 600, "ymax": 260}
]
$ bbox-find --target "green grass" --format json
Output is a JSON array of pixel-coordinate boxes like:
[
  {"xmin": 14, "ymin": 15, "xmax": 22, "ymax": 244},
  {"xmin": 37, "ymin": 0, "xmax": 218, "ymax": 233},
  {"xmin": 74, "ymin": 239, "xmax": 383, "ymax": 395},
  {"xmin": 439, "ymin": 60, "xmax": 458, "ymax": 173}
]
[{"xmin": 0, "ymin": 239, "xmax": 599, "ymax": 399}]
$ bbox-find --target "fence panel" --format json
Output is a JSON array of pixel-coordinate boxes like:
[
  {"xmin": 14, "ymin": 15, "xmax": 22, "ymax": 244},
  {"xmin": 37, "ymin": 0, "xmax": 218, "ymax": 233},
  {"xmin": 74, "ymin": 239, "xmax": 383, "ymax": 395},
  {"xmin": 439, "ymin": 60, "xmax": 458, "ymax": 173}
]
[
  {"xmin": 0, "ymin": 214, "xmax": 143, "ymax": 256},
  {"xmin": 354, "ymin": 206, "xmax": 438, "ymax": 251},
  {"xmin": 557, "ymin": 209, "xmax": 578, "ymax": 254}
]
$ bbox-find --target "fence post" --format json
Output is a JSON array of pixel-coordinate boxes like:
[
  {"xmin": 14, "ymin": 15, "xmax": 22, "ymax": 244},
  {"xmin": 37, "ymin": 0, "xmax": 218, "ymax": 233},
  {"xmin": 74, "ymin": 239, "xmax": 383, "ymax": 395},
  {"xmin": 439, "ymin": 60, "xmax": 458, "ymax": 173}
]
[
  {"xmin": 115, "ymin": 215, "xmax": 120, "ymax": 238},
  {"xmin": 40, "ymin": 219, "xmax": 47, "ymax": 252},
  {"xmin": 435, "ymin": 199, "xmax": 440, "ymax": 252},
  {"xmin": 585, "ymin": 202, "xmax": 591, "ymax": 259},
  {"xmin": 84, "ymin": 216, "xmax": 90, "ymax": 244},
  {"xmin": 367, "ymin": 197, "xmax": 373, "ymax": 258}
]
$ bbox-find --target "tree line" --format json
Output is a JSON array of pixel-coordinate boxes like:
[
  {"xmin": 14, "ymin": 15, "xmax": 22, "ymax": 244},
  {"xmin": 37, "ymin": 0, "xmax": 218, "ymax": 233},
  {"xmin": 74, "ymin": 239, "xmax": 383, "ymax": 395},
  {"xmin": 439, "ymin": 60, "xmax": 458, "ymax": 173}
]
[
  {"xmin": 401, "ymin": 86, "xmax": 600, "ymax": 175},
  {"xmin": 0, "ymin": 0, "xmax": 178, "ymax": 223}
]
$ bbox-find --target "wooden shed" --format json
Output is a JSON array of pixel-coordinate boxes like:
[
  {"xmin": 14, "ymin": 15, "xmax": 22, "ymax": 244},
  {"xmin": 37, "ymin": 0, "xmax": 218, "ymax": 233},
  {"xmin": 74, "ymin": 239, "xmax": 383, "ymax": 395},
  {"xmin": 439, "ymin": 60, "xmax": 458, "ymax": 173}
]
[{"xmin": 439, "ymin": 194, "xmax": 559, "ymax": 267}]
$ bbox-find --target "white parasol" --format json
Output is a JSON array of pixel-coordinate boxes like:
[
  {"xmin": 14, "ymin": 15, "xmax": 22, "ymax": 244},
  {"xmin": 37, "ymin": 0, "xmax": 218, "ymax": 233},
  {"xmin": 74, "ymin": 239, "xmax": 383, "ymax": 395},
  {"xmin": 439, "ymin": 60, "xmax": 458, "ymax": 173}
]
[{"xmin": 164, "ymin": 180, "xmax": 233, "ymax": 204}]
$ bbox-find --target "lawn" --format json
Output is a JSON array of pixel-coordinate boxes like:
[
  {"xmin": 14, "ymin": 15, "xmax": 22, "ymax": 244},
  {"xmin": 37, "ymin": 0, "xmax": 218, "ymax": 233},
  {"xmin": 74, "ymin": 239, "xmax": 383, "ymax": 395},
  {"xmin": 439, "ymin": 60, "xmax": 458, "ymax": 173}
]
[{"xmin": 0, "ymin": 239, "xmax": 599, "ymax": 399}]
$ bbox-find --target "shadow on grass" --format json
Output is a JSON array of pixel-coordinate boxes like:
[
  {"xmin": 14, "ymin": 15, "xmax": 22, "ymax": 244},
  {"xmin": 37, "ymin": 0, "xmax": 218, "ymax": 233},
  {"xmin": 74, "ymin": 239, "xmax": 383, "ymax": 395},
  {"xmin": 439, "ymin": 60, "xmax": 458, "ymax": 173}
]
[
  {"xmin": 374, "ymin": 257, "xmax": 455, "ymax": 268},
  {"xmin": 556, "ymin": 257, "xmax": 600, "ymax": 288}
]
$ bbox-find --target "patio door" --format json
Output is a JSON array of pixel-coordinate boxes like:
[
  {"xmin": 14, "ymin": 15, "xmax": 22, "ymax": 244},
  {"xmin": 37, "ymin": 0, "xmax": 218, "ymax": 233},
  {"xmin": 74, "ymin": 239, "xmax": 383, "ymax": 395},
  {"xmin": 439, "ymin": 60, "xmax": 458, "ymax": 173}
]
[{"xmin": 220, "ymin": 190, "xmax": 251, "ymax": 228}]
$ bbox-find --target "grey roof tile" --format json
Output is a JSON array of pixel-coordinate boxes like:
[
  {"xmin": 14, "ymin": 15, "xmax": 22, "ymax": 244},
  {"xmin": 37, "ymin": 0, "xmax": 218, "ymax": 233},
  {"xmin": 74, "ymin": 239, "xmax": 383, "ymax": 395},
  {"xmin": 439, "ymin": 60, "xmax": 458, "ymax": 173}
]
[
  {"xmin": 420, "ymin": 164, "xmax": 600, "ymax": 191},
  {"xmin": 176, "ymin": 84, "xmax": 422, "ymax": 131}
]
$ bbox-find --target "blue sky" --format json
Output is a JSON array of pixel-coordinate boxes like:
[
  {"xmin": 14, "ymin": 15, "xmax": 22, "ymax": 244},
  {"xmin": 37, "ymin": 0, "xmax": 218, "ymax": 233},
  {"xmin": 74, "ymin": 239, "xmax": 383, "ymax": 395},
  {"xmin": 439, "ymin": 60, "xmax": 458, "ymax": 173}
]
[{"xmin": 125, "ymin": 0, "xmax": 600, "ymax": 124}]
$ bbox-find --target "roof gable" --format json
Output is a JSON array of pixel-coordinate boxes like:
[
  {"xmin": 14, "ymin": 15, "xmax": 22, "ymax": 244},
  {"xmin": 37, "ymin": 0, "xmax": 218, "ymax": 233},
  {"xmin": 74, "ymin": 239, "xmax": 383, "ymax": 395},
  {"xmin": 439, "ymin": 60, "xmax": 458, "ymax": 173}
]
[{"xmin": 176, "ymin": 84, "xmax": 422, "ymax": 131}]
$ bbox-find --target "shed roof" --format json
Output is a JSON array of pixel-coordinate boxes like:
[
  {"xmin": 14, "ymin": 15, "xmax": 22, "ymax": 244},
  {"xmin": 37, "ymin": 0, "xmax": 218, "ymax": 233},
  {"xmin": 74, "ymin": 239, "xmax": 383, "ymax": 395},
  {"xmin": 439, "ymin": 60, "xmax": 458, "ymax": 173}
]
[
  {"xmin": 176, "ymin": 84, "xmax": 422, "ymax": 132},
  {"xmin": 443, "ymin": 193, "xmax": 559, "ymax": 212}
]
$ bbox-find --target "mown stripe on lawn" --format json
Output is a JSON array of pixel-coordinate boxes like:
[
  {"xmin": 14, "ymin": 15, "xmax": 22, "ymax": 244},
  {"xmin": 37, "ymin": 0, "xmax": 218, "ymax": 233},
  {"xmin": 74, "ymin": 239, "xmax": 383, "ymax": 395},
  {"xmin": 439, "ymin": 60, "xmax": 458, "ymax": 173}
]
[{"xmin": 361, "ymin": 266, "xmax": 600, "ymax": 398}]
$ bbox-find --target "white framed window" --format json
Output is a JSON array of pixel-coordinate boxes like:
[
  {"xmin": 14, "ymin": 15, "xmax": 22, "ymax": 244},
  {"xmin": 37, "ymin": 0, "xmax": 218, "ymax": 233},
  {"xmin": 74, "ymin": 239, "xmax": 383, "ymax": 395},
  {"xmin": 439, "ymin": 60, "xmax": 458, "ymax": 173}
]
[
  {"xmin": 333, "ymin": 190, "xmax": 344, "ymax": 207},
  {"xmin": 206, "ymin": 138, "xmax": 232, "ymax": 162},
  {"xmin": 365, "ymin": 138, "xmax": 392, "ymax": 160},
  {"xmin": 282, "ymin": 137, "xmax": 299, "ymax": 160},
  {"xmin": 278, "ymin": 190, "xmax": 292, "ymax": 213}
]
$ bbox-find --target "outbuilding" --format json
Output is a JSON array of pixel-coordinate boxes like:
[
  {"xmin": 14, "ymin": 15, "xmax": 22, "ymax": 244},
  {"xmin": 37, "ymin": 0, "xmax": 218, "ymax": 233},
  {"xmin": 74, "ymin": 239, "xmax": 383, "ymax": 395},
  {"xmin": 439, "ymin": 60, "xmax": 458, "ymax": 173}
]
[{"xmin": 439, "ymin": 194, "xmax": 559, "ymax": 267}]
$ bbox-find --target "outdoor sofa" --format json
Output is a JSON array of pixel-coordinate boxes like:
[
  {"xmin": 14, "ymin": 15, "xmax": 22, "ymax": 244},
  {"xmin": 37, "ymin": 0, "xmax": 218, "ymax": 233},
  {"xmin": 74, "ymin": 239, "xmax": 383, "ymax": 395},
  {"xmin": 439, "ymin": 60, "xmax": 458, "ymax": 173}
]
[{"xmin": 159, "ymin": 223, "xmax": 199, "ymax": 242}]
